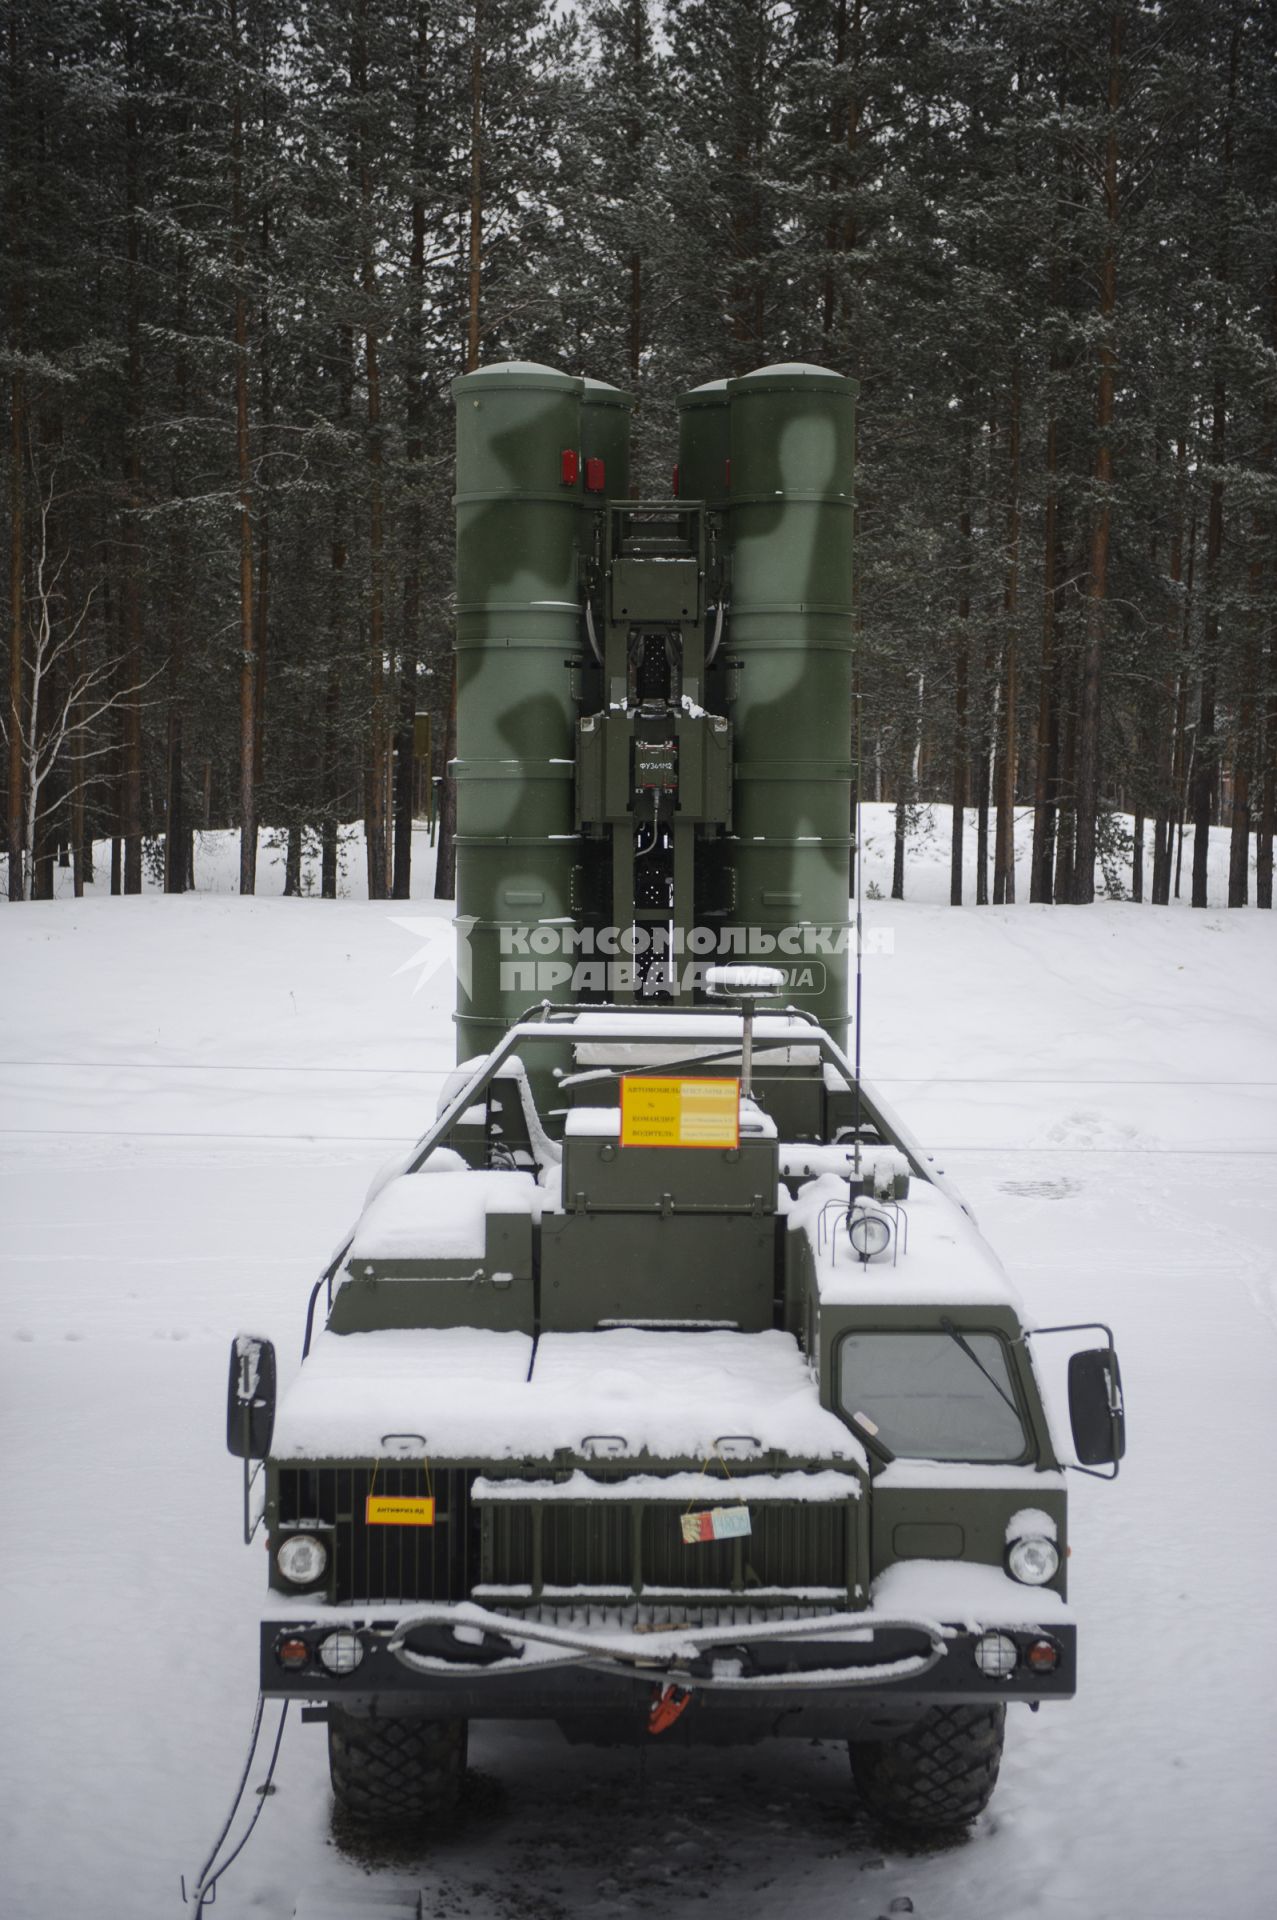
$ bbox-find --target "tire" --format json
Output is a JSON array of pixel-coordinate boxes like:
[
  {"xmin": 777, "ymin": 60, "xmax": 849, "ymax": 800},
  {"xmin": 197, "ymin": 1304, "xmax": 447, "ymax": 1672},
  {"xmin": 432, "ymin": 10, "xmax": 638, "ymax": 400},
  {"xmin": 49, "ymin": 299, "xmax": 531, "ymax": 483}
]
[
  {"xmin": 849, "ymin": 1703, "xmax": 1005, "ymax": 1834},
  {"xmin": 328, "ymin": 1705, "xmax": 468, "ymax": 1826}
]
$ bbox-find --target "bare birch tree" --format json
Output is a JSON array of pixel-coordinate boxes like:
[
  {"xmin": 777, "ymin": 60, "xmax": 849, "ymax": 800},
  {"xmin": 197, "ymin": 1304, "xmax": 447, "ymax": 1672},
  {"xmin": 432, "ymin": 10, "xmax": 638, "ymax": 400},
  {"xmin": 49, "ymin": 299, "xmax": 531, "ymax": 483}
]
[{"xmin": 1, "ymin": 467, "xmax": 157, "ymax": 901}]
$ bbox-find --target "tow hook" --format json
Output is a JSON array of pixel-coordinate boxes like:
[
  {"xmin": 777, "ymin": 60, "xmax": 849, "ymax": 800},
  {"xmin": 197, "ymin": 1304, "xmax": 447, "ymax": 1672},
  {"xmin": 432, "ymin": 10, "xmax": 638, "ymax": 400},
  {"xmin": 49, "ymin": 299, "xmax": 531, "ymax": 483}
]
[{"xmin": 648, "ymin": 1683, "xmax": 693, "ymax": 1735}]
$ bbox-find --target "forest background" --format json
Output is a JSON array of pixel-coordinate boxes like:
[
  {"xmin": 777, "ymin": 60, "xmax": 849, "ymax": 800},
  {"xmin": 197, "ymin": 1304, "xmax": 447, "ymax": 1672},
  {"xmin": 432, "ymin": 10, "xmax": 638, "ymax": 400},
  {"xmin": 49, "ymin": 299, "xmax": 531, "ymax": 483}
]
[{"xmin": 3, "ymin": 0, "xmax": 1274, "ymax": 911}]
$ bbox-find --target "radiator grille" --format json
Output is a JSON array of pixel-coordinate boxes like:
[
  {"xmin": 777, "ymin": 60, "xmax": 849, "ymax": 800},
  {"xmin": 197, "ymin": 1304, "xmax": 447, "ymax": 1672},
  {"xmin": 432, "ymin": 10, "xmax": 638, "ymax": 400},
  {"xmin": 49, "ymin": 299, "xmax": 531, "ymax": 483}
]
[
  {"xmin": 486, "ymin": 1498, "xmax": 850, "ymax": 1595},
  {"xmin": 276, "ymin": 1466, "xmax": 477, "ymax": 1604},
  {"xmin": 278, "ymin": 1469, "xmax": 852, "ymax": 1604}
]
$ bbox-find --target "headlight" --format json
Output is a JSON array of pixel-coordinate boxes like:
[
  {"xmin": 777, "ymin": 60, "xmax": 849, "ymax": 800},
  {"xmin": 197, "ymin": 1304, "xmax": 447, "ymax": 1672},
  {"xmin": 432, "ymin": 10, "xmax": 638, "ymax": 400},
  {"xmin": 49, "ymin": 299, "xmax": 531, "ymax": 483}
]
[
  {"xmin": 1008, "ymin": 1534, "xmax": 1059, "ymax": 1586},
  {"xmin": 848, "ymin": 1207, "xmax": 892, "ymax": 1261},
  {"xmin": 317, "ymin": 1630, "xmax": 364, "ymax": 1675},
  {"xmin": 275, "ymin": 1533, "xmax": 329, "ymax": 1586},
  {"xmin": 973, "ymin": 1631, "xmax": 1018, "ymax": 1678}
]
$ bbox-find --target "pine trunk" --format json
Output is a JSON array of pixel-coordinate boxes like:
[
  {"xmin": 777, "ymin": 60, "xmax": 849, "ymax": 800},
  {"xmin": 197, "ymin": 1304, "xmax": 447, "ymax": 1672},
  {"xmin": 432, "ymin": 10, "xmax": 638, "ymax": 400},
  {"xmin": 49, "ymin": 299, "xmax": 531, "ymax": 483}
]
[
  {"xmin": 71, "ymin": 619, "xmax": 86, "ymax": 898},
  {"xmin": 165, "ymin": 303, "xmax": 189, "ymax": 896},
  {"xmin": 1239, "ymin": 271, "xmax": 1275, "ymax": 907},
  {"xmin": 891, "ymin": 797, "xmax": 906, "ymax": 899},
  {"xmin": 164, "ymin": 711, "xmax": 183, "ymax": 895},
  {"xmin": 891, "ymin": 674, "xmax": 923, "ymax": 902},
  {"xmin": 975, "ymin": 681, "xmax": 991, "ymax": 907},
  {"xmin": 6, "ymin": 8, "xmax": 23, "ymax": 900},
  {"xmin": 1192, "ymin": 17, "xmax": 1239, "ymax": 910},
  {"xmin": 1054, "ymin": 630, "xmax": 1078, "ymax": 903},
  {"xmin": 1228, "ymin": 646, "xmax": 1255, "ymax": 908},
  {"xmin": 467, "ymin": 3, "xmax": 483, "ymax": 370},
  {"xmin": 353, "ymin": 3, "xmax": 387, "ymax": 901},
  {"xmin": 1257, "ymin": 283, "xmax": 1276, "ymax": 911},
  {"xmin": 627, "ymin": 0, "xmax": 647, "ymax": 382},
  {"xmin": 122, "ymin": 30, "xmax": 144, "ymax": 895},
  {"xmin": 994, "ymin": 356, "xmax": 1021, "ymax": 905},
  {"xmin": 284, "ymin": 822, "xmax": 302, "ymax": 896},
  {"xmin": 394, "ymin": 16, "xmax": 430, "ymax": 903},
  {"xmin": 1072, "ymin": 9, "xmax": 1121, "ymax": 906},
  {"xmin": 393, "ymin": 658, "xmax": 416, "ymax": 898},
  {"xmin": 232, "ymin": 0, "xmax": 257, "ymax": 896},
  {"xmin": 950, "ymin": 417, "xmax": 973, "ymax": 906},
  {"xmin": 7, "ymin": 362, "xmax": 22, "ymax": 902},
  {"xmin": 253, "ymin": 227, "xmax": 271, "ymax": 821},
  {"xmin": 321, "ymin": 665, "xmax": 340, "ymax": 901},
  {"xmin": 1152, "ymin": 437, "xmax": 1190, "ymax": 904},
  {"xmin": 1193, "ymin": 390, "xmax": 1226, "ymax": 910},
  {"xmin": 1258, "ymin": 622, "xmax": 1275, "ymax": 909},
  {"xmin": 435, "ymin": 4, "xmax": 481, "ymax": 899}
]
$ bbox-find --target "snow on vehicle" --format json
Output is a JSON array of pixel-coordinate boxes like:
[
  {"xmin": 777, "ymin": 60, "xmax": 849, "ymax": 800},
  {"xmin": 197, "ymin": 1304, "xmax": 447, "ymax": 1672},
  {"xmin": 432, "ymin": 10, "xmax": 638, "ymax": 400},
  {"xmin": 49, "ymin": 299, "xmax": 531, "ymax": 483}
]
[{"xmin": 226, "ymin": 361, "xmax": 1125, "ymax": 1838}]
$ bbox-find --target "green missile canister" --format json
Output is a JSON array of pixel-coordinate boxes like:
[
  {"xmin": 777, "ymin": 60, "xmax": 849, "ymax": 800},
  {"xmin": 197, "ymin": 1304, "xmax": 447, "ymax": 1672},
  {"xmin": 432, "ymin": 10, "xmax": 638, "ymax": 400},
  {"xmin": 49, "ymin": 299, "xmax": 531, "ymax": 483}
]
[
  {"xmin": 676, "ymin": 379, "xmax": 731, "ymax": 507},
  {"xmin": 452, "ymin": 361, "xmax": 585, "ymax": 1061},
  {"xmin": 580, "ymin": 378, "xmax": 634, "ymax": 503},
  {"xmin": 723, "ymin": 363, "xmax": 857, "ymax": 1045}
]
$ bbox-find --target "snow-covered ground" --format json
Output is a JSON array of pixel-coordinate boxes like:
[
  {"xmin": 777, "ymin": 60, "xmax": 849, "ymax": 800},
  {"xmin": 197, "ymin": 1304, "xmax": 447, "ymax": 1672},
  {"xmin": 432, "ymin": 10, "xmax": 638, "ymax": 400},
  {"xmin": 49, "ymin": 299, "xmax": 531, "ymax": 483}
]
[{"xmin": 2, "ymin": 816, "xmax": 1275, "ymax": 1920}]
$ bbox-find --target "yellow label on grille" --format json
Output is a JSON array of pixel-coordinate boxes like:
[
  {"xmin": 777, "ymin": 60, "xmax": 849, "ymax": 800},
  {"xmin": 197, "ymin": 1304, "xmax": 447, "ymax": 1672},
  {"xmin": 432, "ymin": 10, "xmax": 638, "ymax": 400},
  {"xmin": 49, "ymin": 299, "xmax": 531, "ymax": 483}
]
[
  {"xmin": 620, "ymin": 1075, "xmax": 740, "ymax": 1149},
  {"xmin": 365, "ymin": 1495, "xmax": 436, "ymax": 1526}
]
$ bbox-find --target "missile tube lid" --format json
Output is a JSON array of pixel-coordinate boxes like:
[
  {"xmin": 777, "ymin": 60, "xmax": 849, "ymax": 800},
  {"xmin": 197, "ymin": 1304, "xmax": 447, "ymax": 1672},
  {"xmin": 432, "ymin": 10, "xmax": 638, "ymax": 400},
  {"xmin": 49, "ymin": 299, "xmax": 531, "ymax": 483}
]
[
  {"xmin": 727, "ymin": 361, "xmax": 859, "ymax": 397},
  {"xmin": 581, "ymin": 376, "xmax": 636, "ymax": 405},
  {"xmin": 452, "ymin": 359, "xmax": 586, "ymax": 398}
]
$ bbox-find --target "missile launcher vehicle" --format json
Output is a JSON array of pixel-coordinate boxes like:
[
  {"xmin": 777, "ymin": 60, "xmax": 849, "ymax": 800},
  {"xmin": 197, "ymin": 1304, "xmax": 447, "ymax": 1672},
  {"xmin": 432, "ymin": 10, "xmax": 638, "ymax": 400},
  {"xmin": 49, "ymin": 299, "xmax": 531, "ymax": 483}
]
[{"xmin": 226, "ymin": 361, "xmax": 1125, "ymax": 1838}]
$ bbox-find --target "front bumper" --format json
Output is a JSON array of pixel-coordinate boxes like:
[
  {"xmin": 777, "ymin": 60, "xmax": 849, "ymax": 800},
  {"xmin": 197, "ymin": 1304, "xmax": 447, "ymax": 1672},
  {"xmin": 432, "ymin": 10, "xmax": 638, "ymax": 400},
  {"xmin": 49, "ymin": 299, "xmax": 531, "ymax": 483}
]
[{"xmin": 261, "ymin": 1598, "xmax": 1076, "ymax": 1720}]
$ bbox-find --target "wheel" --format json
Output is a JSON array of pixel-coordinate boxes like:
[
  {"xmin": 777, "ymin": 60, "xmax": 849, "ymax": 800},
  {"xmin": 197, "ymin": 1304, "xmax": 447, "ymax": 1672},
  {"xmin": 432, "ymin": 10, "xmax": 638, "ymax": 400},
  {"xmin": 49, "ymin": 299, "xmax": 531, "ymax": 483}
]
[
  {"xmin": 328, "ymin": 1704, "xmax": 467, "ymax": 1825},
  {"xmin": 849, "ymin": 1703, "xmax": 1005, "ymax": 1834}
]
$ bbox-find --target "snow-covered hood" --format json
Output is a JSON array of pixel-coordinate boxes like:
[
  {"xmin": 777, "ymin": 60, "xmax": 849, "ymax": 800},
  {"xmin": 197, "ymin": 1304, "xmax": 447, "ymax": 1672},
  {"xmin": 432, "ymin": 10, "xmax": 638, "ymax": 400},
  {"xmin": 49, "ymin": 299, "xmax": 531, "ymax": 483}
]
[{"xmin": 271, "ymin": 1325, "xmax": 867, "ymax": 1468}]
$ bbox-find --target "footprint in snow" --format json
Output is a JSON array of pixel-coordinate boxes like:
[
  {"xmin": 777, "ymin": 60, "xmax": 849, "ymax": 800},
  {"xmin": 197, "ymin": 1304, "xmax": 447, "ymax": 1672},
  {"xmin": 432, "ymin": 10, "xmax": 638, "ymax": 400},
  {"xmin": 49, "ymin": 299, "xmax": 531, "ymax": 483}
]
[
  {"xmin": 998, "ymin": 1178, "xmax": 1081, "ymax": 1200},
  {"xmin": 1044, "ymin": 1109, "xmax": 1147, "ymax": 1151}
]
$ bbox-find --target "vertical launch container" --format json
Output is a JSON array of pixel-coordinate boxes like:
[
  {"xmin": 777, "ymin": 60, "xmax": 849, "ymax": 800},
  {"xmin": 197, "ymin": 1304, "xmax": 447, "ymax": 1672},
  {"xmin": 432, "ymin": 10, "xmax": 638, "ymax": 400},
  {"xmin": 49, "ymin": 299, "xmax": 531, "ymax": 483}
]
[
  {"xmin": 721, "ymin": 364, "xmax": 857, "ymax": 1045},
  {"xmin": 452, "ymin": 362, "xmax": 586, "ymax": 1059}
]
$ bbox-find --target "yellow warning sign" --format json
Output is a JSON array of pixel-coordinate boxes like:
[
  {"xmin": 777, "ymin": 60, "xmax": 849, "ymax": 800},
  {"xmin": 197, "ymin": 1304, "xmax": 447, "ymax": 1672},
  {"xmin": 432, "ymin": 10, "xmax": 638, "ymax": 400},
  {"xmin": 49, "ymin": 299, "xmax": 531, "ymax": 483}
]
[
  {"xmin": 619, "ymin": 1076, "xmax": 740, "ymax": 1149},
  {"xmin": 365, "ymin": 1495, "xmax": 436, "ymax": 1527}
]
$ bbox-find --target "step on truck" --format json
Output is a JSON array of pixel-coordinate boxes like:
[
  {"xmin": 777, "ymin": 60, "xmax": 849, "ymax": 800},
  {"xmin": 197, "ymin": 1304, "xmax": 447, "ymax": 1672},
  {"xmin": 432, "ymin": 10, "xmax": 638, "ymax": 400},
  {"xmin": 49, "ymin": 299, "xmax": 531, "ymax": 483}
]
[{"xmin": 226, "ymin": 361, "xmax": 1125, "ymax": 1837}]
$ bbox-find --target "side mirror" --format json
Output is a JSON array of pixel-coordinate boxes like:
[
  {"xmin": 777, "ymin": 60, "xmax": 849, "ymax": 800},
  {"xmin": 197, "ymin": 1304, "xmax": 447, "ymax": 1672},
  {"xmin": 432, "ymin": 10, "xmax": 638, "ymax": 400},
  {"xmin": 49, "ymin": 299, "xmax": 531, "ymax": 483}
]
[
  {"xmin": 226, "ymin": 1334, "xmax": 276, "ymax": 1460},
  {"xmin": 1068, "ymin": 1346, "xmax": 1125, "ymax": 1469}
]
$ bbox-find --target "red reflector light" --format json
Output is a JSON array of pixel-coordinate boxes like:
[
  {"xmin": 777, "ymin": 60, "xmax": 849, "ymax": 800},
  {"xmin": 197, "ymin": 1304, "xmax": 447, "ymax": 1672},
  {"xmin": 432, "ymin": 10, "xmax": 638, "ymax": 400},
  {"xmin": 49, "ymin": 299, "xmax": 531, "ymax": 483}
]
[
  {"xmin": 1026, "ymin": 1639, "xmax": 1059, "ymax": 1672},
  {"xmin": 672, "ymin": 464, "xmax": 680, "ymax": 497},
  {"xmin": 561, "ymin": 449, "xmax": 579, "ymax": 487},
  {"xmin": 276, "ymin": 1636, "xmax": 310, "ymax": 1671},
  {"xmin": 585, "ymin": 456, "xmax": 605, "ymax": 493}
]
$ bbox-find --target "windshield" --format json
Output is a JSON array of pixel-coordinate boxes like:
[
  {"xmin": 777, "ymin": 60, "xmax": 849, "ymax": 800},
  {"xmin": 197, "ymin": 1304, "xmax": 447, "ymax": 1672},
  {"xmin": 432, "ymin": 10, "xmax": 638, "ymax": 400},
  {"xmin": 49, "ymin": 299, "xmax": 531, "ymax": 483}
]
[{"xmin": 837, "ymin": 1330, "xmax": 1028, "ymax": 1463}]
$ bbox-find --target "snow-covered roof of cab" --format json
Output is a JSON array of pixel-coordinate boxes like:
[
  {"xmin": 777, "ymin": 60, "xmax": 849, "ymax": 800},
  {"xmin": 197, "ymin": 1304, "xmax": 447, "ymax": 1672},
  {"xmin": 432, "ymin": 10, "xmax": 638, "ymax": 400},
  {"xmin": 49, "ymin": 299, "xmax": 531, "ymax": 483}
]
[{"xmin": 790, "ymin": 1173, "xmax": 1023, "ymax": 1312}]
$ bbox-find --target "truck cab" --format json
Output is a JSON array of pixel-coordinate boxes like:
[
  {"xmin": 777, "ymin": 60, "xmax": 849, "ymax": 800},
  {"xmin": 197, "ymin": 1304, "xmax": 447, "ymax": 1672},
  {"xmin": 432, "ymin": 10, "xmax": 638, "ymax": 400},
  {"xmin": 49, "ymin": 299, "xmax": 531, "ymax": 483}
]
[{"xmin": 229, "ymin": 1004, "xmax": 1123, "ymax": 1834}]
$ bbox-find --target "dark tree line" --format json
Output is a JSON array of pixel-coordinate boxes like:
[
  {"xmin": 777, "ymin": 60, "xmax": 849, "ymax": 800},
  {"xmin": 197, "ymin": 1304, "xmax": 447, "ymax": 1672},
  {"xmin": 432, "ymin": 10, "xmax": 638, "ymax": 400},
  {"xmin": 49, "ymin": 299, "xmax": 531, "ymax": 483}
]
[{"xmin": 3, "ymin": 0, "xmax": 1274, "ymax": 906}]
